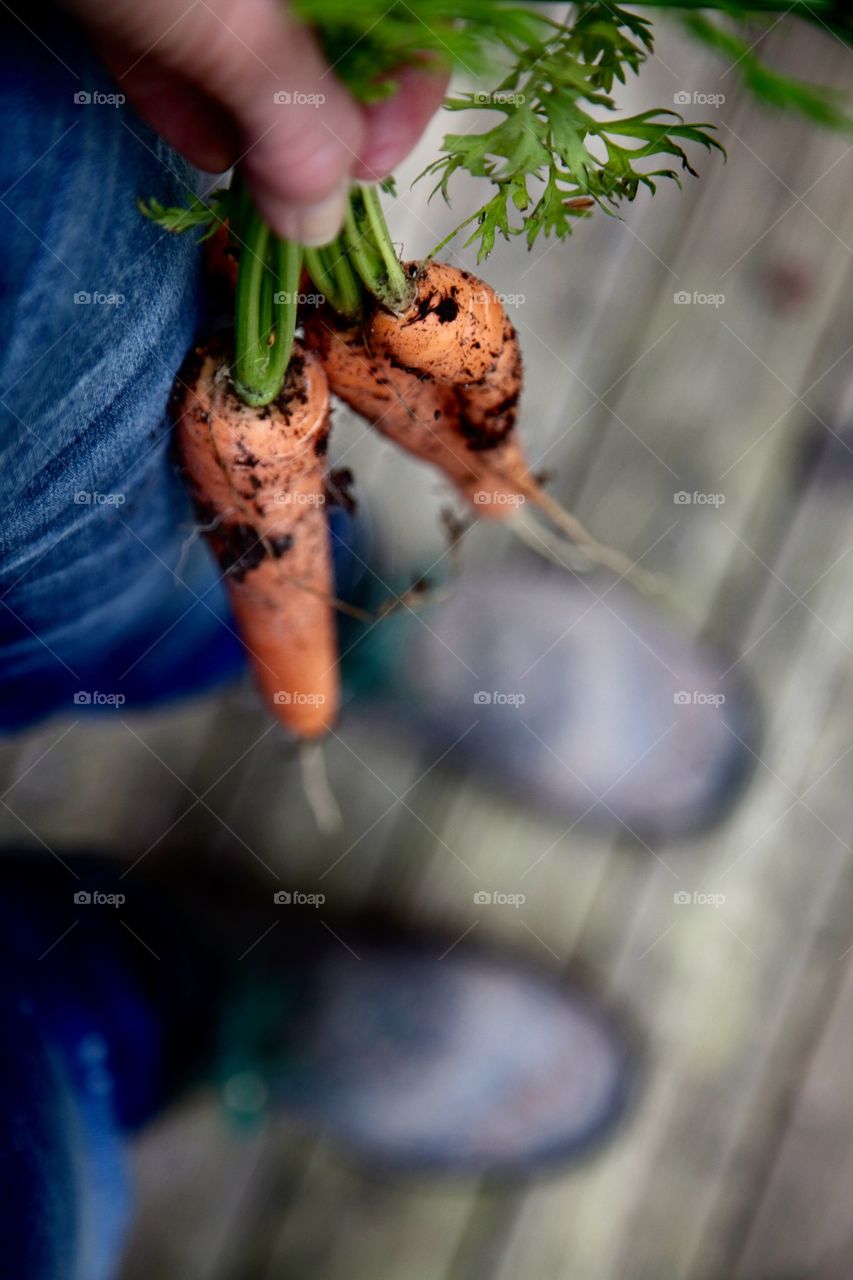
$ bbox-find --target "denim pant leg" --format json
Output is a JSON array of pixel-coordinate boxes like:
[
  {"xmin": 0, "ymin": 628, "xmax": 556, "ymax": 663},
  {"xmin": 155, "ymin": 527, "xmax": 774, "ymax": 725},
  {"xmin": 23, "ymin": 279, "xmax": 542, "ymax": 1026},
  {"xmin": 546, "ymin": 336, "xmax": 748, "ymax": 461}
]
[{"xmin": 0, "ymin": 5, "xmax": 244, "ymax": 732}]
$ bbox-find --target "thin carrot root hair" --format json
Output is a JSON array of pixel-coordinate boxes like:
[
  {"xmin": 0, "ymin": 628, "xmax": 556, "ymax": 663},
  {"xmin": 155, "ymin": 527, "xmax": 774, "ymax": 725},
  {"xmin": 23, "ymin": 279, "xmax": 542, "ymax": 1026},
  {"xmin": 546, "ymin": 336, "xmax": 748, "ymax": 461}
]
[
  {"xmin": 299, "ymin": 740, "xmax": 343, "ymax": 835},
  {"xmin": 511, "ymin": 505, "xmax": 664, "ymax": 592},
  {"xmin": 509, "ymin": 481, "xmax": 665, "ymax": 593}
]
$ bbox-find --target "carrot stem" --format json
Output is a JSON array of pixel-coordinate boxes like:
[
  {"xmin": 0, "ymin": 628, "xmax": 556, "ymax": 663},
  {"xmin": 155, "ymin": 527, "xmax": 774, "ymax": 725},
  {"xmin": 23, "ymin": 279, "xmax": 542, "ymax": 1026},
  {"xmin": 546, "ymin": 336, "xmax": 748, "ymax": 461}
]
[
  {"xmin": 234, "ymin": 208, "xmax": 269, "ymax": 398},
  {"xmin": 259, "ymin": 234, "xmax": 275, "ymax": 341},
  {"xmin": 343, "ymin": 198, "xmax": 384, "ymax": 294},
  {"xmin": 304, "ymin": 243, "xmax": 362, "ymax": 318},
  {"xmin": 271, "ymin": 235, "xmax": 302, "ymax": 383},
  {"xmin": 342, "ymin": 187, "xmax": 413, "ymax": 313},
  {"xmin": 304, "ymin": 246, "xmax": 334, "ymax": 298},
  {"xmin": 359, "ymin": 186, "xmax": 411, "ymax": 309},
  {"xmin": 234, "ymin": 206, "xmax": 301, "ymax": 407},
  {"xmin": 326, "ymin": 243, "xmax": 364, "ymax": 316}
]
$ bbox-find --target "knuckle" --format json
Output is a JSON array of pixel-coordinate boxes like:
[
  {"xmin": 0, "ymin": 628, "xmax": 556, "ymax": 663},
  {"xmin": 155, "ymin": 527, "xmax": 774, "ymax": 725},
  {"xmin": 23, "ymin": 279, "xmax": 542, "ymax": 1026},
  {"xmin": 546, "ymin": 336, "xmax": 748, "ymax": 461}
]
[{"xmin": 249, "ymin": 123, "xmax": 360, "ymax": 202}]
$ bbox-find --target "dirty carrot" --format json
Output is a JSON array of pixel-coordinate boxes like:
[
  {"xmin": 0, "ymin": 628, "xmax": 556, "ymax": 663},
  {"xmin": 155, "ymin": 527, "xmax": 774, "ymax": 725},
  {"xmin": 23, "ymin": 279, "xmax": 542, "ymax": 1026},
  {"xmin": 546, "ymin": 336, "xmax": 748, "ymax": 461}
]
[
  {"xmin": 306, "ymin": 277, "xmax": 656, "ymax": 587},
  {"xmin": 304, "ymin": 307, "xmax": 525, "ymax": 518},
  {"xmin": 175, "ymin": 337, "xmax": 338, "ymax": 738},
  {"xmin": 141, "ymin": 1, "xmax": 733, "ymax": 641},
  {"xmin": 367, "ymin": 261, "xmax": 507, "ymax": 385}
]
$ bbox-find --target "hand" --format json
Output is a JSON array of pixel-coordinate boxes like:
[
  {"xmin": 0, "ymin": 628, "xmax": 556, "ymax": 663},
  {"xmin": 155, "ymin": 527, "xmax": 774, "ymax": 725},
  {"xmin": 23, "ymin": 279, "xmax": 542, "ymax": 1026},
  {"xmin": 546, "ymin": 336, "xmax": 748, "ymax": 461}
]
[{"xmin": 63, "ymin": 0, "xmax": 447, "ymax": 244}]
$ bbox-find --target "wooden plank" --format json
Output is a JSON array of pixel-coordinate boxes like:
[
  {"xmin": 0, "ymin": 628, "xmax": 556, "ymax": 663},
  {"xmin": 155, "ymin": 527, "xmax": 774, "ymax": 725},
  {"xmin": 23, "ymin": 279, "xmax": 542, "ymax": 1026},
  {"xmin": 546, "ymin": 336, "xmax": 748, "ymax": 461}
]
[
  {"xmin": 0, "ymin": 700, "xmax": 221, "ymax": 855},
  {"xmin": 562, "ymin": 67, "xmax": 853, "ymax": 628},
  {"xmin": 217, "ymin": 22, "xmax": 853, "ymax": 1280},
  {"xmin": 446, "ymin": 23, "xmax": 853, "ymax": 1280},
  {"xmin": 253, "ymin": 1151, "xmax": 476, "ymax": 1280},
  {"xmin": 733, "ymin": 951, "xmax": 853, "ymax": 1278},
  {"xmin": 490, "ymin": 335, "xmax": 853, "ymax": 1280},
  {"xmin": 121, "ymin": 1091, "xmax": 270, "ymax": 1280}
]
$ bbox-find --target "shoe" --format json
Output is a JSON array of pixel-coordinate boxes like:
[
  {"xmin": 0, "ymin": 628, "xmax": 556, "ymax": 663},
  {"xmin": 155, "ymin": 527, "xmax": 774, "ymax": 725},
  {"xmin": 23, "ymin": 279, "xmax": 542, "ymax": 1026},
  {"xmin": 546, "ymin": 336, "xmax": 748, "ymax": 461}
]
[
  {"xmin": 225, "ymin": 918, "xmax": 638, "ymax": 1176},
  {"xmin": 0, "ymin": 851, "xmax": 637, "ymax": 1180},
  {"xmin": 360, "ymin": 568, "xmax": 758, "ymax": 840}
]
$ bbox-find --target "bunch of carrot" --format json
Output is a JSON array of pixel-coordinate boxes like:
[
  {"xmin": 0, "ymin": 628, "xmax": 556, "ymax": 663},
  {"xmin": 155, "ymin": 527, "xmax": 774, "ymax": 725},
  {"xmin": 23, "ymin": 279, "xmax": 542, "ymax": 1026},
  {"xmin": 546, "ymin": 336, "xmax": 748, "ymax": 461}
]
[
  {"xmin": 300, "ymin": 189, "xmax": 652, "ymax": 574},
  {"xmin": 144, "ymin": 0, "xmax": 853, "ymax": 739},
  {"xmin": 174, "ymin": 179, "xmax": 652, "ymax": 741},
  {"xmin": 151, "ymin": 0, "xmax": 779, "ymax": 740}
]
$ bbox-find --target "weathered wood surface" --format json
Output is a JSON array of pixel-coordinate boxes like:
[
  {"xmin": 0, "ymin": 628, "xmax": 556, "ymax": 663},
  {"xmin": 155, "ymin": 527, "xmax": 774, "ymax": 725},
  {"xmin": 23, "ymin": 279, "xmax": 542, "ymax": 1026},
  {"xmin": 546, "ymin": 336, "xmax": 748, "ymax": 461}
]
[{"xmin": 1, "ymin": 16, "xmax": 852, "ymax": 1280}]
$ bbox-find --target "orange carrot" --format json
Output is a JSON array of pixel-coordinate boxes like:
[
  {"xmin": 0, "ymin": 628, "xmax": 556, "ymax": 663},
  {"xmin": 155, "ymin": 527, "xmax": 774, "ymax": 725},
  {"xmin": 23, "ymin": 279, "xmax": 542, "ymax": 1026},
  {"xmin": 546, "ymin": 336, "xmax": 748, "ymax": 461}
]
[
  {"xmin": 309, "ymin": 284, "xmax": 655, "ymax": 586},
  {"xmin": 362, "ymin": 262, "xmax": 529, "ymax": 516},
  {"xmin": 304, "ymin": 308, "xmax": 529, "ymax": 517},
  {"xmin": 175, "ymin": 337, "xmax": 338, "ymax": 738},
  {"xmin": 367, "ymin": 261, "xmax": 506, "ymax": 384}
]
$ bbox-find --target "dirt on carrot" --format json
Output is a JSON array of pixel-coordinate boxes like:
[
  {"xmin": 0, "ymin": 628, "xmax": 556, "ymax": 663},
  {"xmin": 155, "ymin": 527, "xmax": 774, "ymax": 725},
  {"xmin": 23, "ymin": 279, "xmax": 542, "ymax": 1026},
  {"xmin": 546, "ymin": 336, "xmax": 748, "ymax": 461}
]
[
  {"xmin": 175, "ymin": 336, "xmax": 338, "ymax": 738},
  {"xmin": 368, "ymin": 261, "xmax": 507, "ymax": 385},
  {"xmin": 305, "ymin": 307, "xmax": 528, "ymax": 518},
  {"xmin": 307, "ymin": 280, "xmax": 657, "ymax": 589}
]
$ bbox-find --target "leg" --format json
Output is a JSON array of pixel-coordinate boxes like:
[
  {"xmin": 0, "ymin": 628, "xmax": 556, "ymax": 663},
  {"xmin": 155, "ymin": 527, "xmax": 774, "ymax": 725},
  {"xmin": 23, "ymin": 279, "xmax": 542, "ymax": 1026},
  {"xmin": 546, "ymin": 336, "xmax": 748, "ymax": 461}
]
[{"xmin": 0, "ymin": 4, "xmax": 244, "ymax": 732}]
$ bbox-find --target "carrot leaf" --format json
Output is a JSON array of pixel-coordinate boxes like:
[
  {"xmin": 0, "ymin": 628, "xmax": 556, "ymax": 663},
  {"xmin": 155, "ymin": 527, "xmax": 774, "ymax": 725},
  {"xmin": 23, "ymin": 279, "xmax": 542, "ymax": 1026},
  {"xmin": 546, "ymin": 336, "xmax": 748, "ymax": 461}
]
[
  {"xmin": 291, "ymin": 0, "xmax": 550, "ymax": 101},
  {"xmin": 418, "ymin": 4, "xmax": 724, "ymax": 261},
  {"xmin": 138, "ymin": 191, "xmax": 232, "ymax": 239}
]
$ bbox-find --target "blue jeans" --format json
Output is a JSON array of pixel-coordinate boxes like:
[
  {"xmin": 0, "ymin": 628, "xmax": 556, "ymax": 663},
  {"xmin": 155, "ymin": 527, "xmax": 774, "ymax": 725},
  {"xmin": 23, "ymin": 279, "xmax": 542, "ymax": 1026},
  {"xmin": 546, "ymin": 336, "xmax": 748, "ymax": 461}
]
[
  {"xmin": 0, "ymin": 7, "xmax": 290, "ymax": 1277},
  {"xmin": 0, "ymin": 853, "xmax": 220, "ymax": 1280},
  {"xmin": 0, "ymin": 5, "xmax": 273, "ymax": 731},
  {"xmin": 0, "ymin": 988, "xmax": 129, "ymax": 1280}
]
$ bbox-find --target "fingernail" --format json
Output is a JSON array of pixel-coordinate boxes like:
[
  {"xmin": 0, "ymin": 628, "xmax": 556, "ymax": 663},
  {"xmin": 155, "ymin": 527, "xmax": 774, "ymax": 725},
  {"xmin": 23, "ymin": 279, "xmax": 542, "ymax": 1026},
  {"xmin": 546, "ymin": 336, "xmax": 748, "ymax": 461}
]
[
  {"xmin": 282, "ymin": 183, "xmax": 349, "ymax": 248},
  {"xmin": 357, "ymin": 148, "xmax": 397, "ymax": 181}
]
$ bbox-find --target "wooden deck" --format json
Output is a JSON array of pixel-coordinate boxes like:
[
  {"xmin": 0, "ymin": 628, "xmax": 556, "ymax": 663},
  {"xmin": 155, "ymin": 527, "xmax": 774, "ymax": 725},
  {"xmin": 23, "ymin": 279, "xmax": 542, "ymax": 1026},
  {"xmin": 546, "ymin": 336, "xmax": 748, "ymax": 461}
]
[{"xmin": 3, "ymin": 18, "xmax": 853, "ymax": 1280}]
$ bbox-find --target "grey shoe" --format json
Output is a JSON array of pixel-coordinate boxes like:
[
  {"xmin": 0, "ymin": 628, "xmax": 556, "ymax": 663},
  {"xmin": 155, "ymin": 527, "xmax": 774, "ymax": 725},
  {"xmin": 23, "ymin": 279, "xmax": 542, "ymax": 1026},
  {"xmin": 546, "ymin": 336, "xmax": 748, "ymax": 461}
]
[
  {"xmin": 376, "ymin": 569, "xmax": 757, "ymax": 840},
  {"xmin": 0, "ymin": 852, "xmax": 637, "ymax": 1179},
  {"xmin": 226, "ymin": 924, "xmax": 636, "ymax": 1176}
]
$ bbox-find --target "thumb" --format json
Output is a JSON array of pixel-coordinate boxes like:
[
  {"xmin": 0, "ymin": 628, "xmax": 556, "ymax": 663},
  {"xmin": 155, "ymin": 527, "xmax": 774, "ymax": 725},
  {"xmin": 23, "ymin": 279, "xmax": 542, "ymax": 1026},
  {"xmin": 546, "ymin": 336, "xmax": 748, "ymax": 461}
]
[
  {"xmin": 194, "ymin": 1, "xmax": 366, "ymax": 243},
  {"xmin": 85, "ymin": 0, "xmax": 367, "ymax": 245}
]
